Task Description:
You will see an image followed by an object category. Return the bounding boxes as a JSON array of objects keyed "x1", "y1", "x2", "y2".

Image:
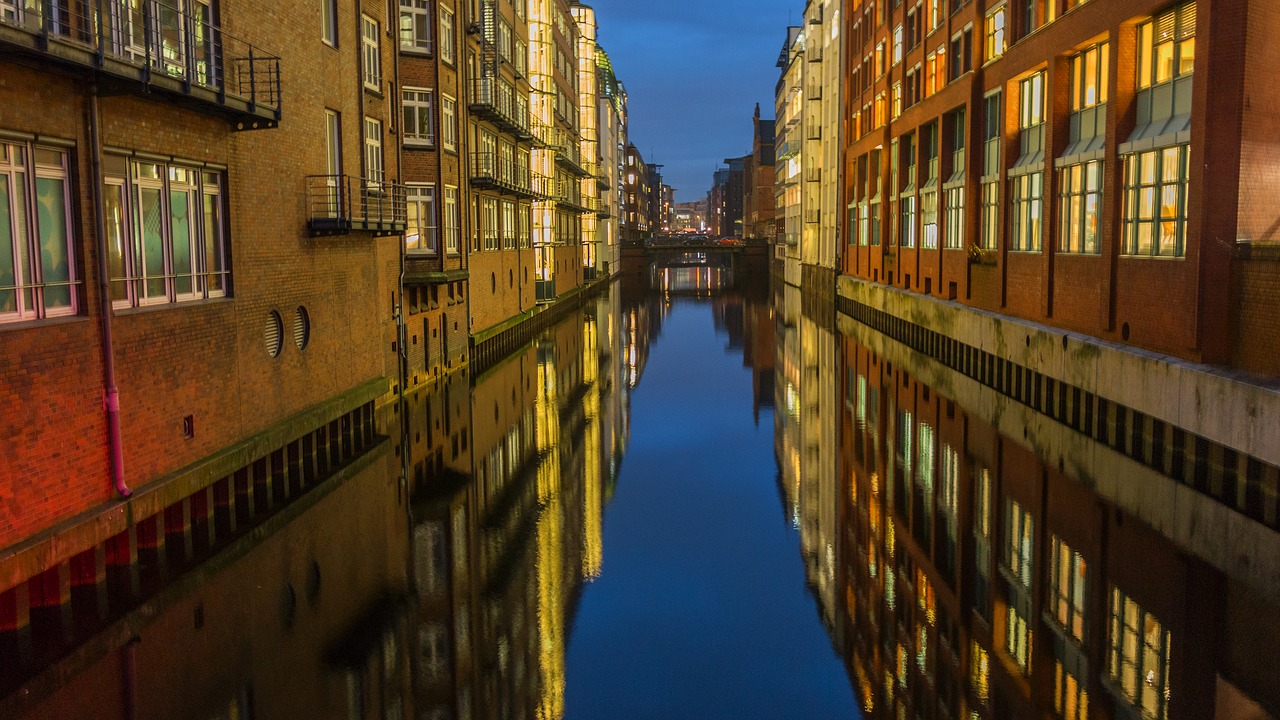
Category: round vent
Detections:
[
  {"x1": 293, "y1": 306, "x2": 311, "y2": 350},
  {"x1": 265, "y1": 311, "x2": 283, "y2": 358}
]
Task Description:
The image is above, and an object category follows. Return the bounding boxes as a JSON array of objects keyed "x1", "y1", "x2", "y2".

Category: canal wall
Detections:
[{"x1": 835, "y1": 275, "x2": 1280, "y2": 598}]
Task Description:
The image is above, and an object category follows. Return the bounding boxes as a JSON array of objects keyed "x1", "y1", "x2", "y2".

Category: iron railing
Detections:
[
  {"x1": 469, "y1": 77, "x2": 531, "y2": 139},
  {"x1": 0, "y1": 0, "x2": 281, "y2": 126},
  {"x1": 306, "y1": 175, "x2": 407, "y2": 237},
  {"x1": 469, "y1": 151, "x2": 535, "y2": 198}
]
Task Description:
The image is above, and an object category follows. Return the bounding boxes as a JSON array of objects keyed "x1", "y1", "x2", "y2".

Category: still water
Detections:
[{"x1": 4, "y1": 266, "x2": 1279, "y2": 719}]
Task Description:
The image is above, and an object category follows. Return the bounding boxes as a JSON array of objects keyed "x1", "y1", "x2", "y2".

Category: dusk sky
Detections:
[{"x1": 586, "y1": 0, "x2": 797, "y2": 203}]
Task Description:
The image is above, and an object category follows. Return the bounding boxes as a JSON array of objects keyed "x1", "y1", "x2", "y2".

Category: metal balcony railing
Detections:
[
  {"x1": 469, "y1": 77, "x2": 531, "y2": 140},
  {"x1": 0, "y1": 0, "x2": 281, "y2": 128},
  {"x1": 469, "y1": 152, "x2": 535, "y2": 198},
  {"x1": 306, "y1": 175, "x2": 407, "y2": 237},
  {"x1": 554, "y1": 182, "x2": 590, "y2": 212}
]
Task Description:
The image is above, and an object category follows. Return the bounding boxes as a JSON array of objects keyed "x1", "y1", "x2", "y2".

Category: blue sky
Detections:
[{"x1": 586, "y1": 0, "x2": 797, "y2": 202}]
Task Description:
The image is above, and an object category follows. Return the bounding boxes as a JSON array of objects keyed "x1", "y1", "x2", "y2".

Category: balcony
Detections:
[
  {"x1": 469, "y1": 77, "x2": 532, "y2": 141},
  {"x1": 0, "y1": 0, "x2": 281, "y2": 129},
  {"x1": 306, "y1": 175, "x2": 407, "y2": 237},
  {"x1": 537, "y1": 125, "x2": 590, "y2": 177},
  {"x1": 554, "y1": 182, "x2": 591, "y2": 213},
  {"x1": 469, "y1": 152, "x2": 537, "y2": 199}
]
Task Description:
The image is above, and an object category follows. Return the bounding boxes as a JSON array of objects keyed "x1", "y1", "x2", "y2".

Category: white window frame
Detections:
[
  {"x1": 441, "y1": 95, "x2": 457, "y2": 153},
  {"x1": 444, "y1": 185, "x2": 460, "y2": 254},
  {"x1": 101, "y1": 155, "x2": 228, "y2": 309},
  {"x1": 362, "y1": 15, "x2": 382, "y2": 91},
  {"x1": 402, "y1": 88, "x2": 436, "y2": 146},
  {"x1": 364, "y1": 116, "x2": 384, "y2": 186},
  {"x1": 0, "y1": 141, "x2": 79, "y2": 322},
  {"x1": 406, "y1": 184, "x2": 438, "y2": 254},
  {"x1": 439, "y1": 5, "x2": 455, "y2": 65},
  {"x1": 322, "y1": 0, "x2": 338, "y2": 46},
  {"x1": 399, "y1": 0, "x2": 431, "y2": 53}
]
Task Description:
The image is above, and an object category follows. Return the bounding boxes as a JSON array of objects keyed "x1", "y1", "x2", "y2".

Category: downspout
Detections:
[
  {"x1": 89, "y1": 86, "x2": 132, "y2": 498},
  {"x1": 392, "y1": 15, "x2": 410, "y2": 500}
]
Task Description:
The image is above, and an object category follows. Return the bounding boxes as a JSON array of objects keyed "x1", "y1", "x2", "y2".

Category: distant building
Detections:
[
  {"x1": 775, "y1": 25, "x2": 803, "y2": 279},
  {"x1": 721, "y1": 156, "x2": 747, "y2": 238},
  {"x1": 622, "y1": 144, "x2": 650, "y2": 240},
  {"x1": 744, "y1": 104, "x2": 777, "y2": 240}
]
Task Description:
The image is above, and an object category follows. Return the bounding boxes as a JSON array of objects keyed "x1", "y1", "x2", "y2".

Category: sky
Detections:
[{"x1": 585, "y1": 0, "x2": 798, "y2": 203}]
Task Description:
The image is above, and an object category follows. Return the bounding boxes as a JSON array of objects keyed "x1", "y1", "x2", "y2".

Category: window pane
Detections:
[
  {"x1": 170, "y1": 189, "x2": 193, "y2": 296},
  {"x1": 36, "y1": 176, "x2": 72, "y2": 309},
  {"x1": 0, "y1": 178, "x2": 15, "y2": 314},
  {"x1": 139, "y1": 187, "x2": 166, "y2": 299},
  {"x1": 203, "y1": 191, "x2": 224, "y2": 294}
]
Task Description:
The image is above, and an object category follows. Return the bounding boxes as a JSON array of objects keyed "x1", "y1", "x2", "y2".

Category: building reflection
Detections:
[{"x1": 771, "y1": 288, "x2": 1280, "y2": 720}]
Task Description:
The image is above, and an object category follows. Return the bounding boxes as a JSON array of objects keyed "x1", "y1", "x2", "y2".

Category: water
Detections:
[{"x1": 5, "y1": 270, "x2": 1279, "y2": 720}]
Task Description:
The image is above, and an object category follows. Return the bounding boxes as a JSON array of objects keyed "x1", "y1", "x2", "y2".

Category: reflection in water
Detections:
[
  {"x1": 8, "y1": 277, "x2": 1280, "y2": 720},
  {"x1": 772, "y1": 286, "x2": 1280, "y2": 720}
]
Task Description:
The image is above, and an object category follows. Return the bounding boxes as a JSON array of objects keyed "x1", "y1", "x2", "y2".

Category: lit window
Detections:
[
  {"x1": 1070, "y1": 42, "x2": 1110, "y2": 111},
  {"x1": 1010, "y1": 171, "x2": 1043, "y2": 251},
  {"x1": 985, "y1": 4, "x2": 1006, "y2": 61},
  {"x1": 1059, "y1": 160, "x2": 1102, "y2": 254},
  {"x1": 406, "y1": 185, "x2": 437, "y2": 253},
  {"x1": 1108, "y1": 587, "x2": 1172, "y2": 720},
  {"x1": 1122, "y1": 145, "x2": 1189, "y2": 257},
  {"x1": 102, "y1": 155, "x2": 228, "y2": 308},
  {"x1": 0, "y1": 141, "x2": 80, "y2": 321},
  {"x1": 1137, "y1": 2, "x2": 1196, "y2": 90}
]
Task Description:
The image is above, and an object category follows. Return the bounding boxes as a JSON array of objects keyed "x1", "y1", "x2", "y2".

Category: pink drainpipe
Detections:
[{"x1": 89, "y1": 88, "x2": 131, "y2": 498}]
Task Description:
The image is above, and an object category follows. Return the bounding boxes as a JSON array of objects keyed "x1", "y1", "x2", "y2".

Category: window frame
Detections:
[
  {"x1": 402, "y1": 87, "x2": 436, "y2": 147},
  {"x1": 0, "y1": 141, "x2": 80, "y2": 322},
  {"x1": 1121, "y1": 145, "x2": 1189, "y2": 258},
  {"x1": 361, "y1": 14, "x2": 382, "y2": 91},
  {"x1": 406, "y1": 183, "x2": 438, "y2": 254},
  {"x1": 399, "y1": 0, "x2": 431, "y2": 54},
  {"x1": 1059, "y1": 160, "x2": 1102, "y2": 254}
]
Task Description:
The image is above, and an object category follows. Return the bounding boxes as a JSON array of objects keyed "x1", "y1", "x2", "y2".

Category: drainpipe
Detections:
[
  {"x1": 89, "y1": 87, "x2": 132, "y2": 499},
  {"x1": 391, "y1": 22, "x2": 410, "y2": 498}
]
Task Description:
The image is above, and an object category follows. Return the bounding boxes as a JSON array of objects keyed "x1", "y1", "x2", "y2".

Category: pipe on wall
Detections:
[{"x1": 88, "y1": 87, "x2": 132, "y2": 499}]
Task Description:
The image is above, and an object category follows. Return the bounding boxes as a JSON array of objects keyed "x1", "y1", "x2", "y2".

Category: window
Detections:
[
  {"x1": 1059, "y1": 160, "x2": 1101, "y2": 253},
  {"x1": 891, "y1": 82, "x2": 902, "y2": 119},
  {"x1": 1056, "y1": 657, "x2": 1090, "y2": 720},
  {"x1": 1004, "y1": 498, "x2": 1033, "y2": 586},
  {"x1": 400, "y1": 0, "x2": 430, "y2": 52},
  {"x1": 1004, "y1": 498, "x2": 1034, "y2": 675},
  {"x1": 441, "y1": 96, "x2": 457, "y2": 152},
  {"x1": 322, "y1": 0, "x2": 338, "y2": 46},
  {"x1": 1137, "y1": 2, "x2": 1195, "y2": 90},
  {"x1": 439, "y1": 6, "x2": 455, "y2": 64},
  {"x1": 892, "y1": 24, "x2": 903, "y2": 64},
  {"x1": 443, "y1": 186, "x2": 459, "y2": 254},
  {"x1": 0, "y1": 141, "x2": 78, "y2": 321},
  {"x1": 1048, "y1": 535, "x2": 1087, "y2": 642},
  {"x1": 1019, "y1": 71, "x2": 1045, "y2": 130},
  {"x1": 102, "y1": 156, "x2": 228, "y2": 308},
  {"x1": 518, "y1": 203, "x2": 531, "y2": 248},
  {"x1": 1070, "y1": 42, "x2": 1109, "y2": 112},
  {"x1": 1122, "y1": 145, "x2": 1189, "y2": 257},
  {"x1": 402, "y1": 88, "x2": 435, "y2": 145},
  {"x1": 1107, "y1": 587, "x2": 1172, "y2": 720},
  {"x1": 501, "y1": 200, "x2": 515, "y2": 249},
  {"x1": 901, "y1": 194, "x2": 917, "y2": 248},
  {"x1": 921, "y1": 190, "x2": 938, "y2": 249},
  {"x1": 944, "y1": 187, "x2": 965, "y2": 249},
  {"x1": 362, "y1": 15, "x2": 382, "y2": 90},
  {"x1": 364, "y1": 117, "x2": 384, "y2": 185},
  {"x1": 325, "y1": 110, "x2": 342, "y2": 178},
  {"x1": 984, "y1": 4, "x2": 1006, "y2": 61},
  {"x1": 481, "y1": 197, "x2": 499, "y2": 251},
  {"x1": 980, "y1": 181, "x2": 999, "y2": 250},
  {"x1": 1010, "y1": 171, "x2": 1043, "y2": 251},
  {"x1": 406, "y1": 185, "x2": 437, "y2": 253}
]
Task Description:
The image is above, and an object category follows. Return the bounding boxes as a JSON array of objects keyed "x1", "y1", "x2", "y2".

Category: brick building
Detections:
[
  {"x1": 0, "y1": 0, "x2": 401, "y2": 637},
  {"x1": 621, "y1": 143, "x2": 650, "y2": 240},
  {"x1": 841, "y1": 0, "x2": 1280, "y2": 375},
  {"x1": 401, "y1": 0, "x2": 471, "y2": 386},
  {"x1": 462, "y1": 0, "x2": 537, "y2": 337},
  {"x1": 744, "y1": 104, "x2": 777, "y2": 240}
]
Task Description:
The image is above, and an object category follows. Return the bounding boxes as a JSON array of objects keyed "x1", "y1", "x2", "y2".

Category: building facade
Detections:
[{"x1": 841, "y1": 0, "x2": 1280, "y2": 374}]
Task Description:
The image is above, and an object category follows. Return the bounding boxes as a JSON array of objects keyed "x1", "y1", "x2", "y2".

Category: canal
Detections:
[{"x1": 3, "y1": 267, "x2": 1279, "y2": 719}]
